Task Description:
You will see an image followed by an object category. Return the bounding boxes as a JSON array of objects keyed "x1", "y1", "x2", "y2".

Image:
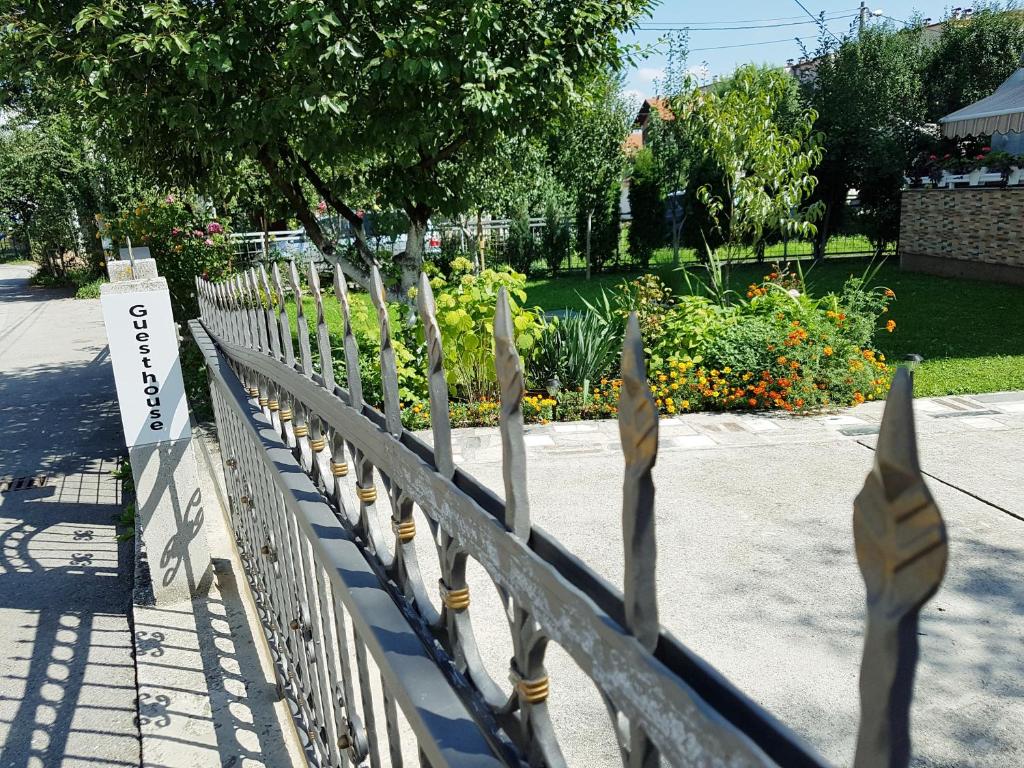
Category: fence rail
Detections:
[{"x1": 193, "y1": 261, "x2": 947, "y2": 767}]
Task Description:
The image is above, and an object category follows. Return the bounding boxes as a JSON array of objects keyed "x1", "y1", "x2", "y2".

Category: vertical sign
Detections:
[{"x1": 101, "y1": 289, "x2": 191, "y2": 446}]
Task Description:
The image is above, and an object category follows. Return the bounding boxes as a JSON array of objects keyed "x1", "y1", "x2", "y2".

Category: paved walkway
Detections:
[
  {"x1": 435, "y1": 391, "x2": 1024, "y2": 767},
  {"x1": 0, "y1": 264, "x2": 140, "y2": 767}
]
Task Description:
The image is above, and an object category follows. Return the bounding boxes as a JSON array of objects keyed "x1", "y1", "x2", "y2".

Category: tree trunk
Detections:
[
  {"x1": 585, "y1": 209, "x2": 593, "y2": 281},
  {"x1": 814, "y1": 201, "x2": 833, "y2": 263},
  {"x1": 476, "y1": 210, "x2": 485, "y2": 271},
  {"x1": 398, "y1": 215, "x2": 428, "y2": 299},
  {"x1": 670, "y1": 207, "x2": 680, "y2": 266}
]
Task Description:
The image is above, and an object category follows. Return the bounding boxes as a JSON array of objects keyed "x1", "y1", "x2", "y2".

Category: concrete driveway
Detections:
[{"x1": 425, "y1": 394, "x2": 1024, "y2": 767}]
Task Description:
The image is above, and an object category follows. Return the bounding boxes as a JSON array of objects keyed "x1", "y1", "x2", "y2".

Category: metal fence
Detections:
[{"x1": 192, "y1": 261, "x2": 947, "y2": 767}]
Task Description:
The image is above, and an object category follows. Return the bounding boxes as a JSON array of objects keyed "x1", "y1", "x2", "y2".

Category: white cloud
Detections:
[
  {"x1": 622, "y1": 90, "x2": 646, "y2": 112},
  {"x1": 636, "y1": 67, "x2": 665, "y2": 84}
]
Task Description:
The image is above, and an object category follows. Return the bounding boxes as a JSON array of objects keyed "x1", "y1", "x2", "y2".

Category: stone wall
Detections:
[{"x1": 900, "y1": 188, "x2": 1024, "y2": 285}]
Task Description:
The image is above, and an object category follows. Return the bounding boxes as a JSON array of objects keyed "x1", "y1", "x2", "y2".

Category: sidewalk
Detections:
[{"x1": 0, "y1": 264, "x2": 140, "y2": 767}]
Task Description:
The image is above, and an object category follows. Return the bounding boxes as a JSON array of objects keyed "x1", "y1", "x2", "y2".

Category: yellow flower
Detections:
[{"x1": 886, "y1": 320, "x2": 896, "y2": 333}]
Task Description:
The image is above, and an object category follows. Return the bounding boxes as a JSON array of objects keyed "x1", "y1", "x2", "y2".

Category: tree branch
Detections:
[{"x1": 256, "y1": 145, "x2": 371, "y2": 290}]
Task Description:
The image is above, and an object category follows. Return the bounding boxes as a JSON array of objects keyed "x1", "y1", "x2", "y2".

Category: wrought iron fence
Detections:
[{"x1": 192, "y1": 261, "x2": 947, "y2": 767}]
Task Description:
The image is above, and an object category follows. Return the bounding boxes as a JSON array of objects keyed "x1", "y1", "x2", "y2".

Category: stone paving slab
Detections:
[{"x1": 430, "y1": 388, "x2": 1024, "y2": 767}]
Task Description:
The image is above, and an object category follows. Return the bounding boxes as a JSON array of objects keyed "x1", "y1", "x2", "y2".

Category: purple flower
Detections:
[
  {"x1": 204, "y1": 237, "x2": 214, "y2": 247},
  {"x1": 206, "y1": 221, "x2": 224, "y2": 235}
]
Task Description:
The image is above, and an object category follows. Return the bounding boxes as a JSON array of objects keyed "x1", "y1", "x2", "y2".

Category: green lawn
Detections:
[
  {"x1": 525, "y1": 259, "x2": 1024, "y2": 398},
  {"x1": 292, "y1": 257, "x2": 1024, "y2": 398}
]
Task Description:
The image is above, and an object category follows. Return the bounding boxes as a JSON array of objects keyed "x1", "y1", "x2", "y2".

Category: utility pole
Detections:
[{"x1": 859, "y1": 1, "x2": 868, "y2": 34}]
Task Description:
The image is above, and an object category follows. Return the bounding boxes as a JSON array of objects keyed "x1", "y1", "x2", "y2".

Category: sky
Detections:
[{"x1": 621, "y1": 0, "x2": 961, "y2": 106}]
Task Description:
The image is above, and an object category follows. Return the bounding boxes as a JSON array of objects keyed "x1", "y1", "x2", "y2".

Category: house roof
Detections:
[
  {"x1": 633, "y1": 98, "x2": 674, "y2": 128},
  {"x1": 940, "y1": 64, "x2": 1024, "y2": 137},
  {"x1": 622, "y1": 132, "x2": 644, "y2": 155}
]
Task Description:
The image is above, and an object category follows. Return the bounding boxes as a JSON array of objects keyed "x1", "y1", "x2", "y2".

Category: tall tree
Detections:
[
  {"x1": 679, "y1": 65, "x2": 824, "y2": 262},
  {"x1": 806, "y1": 24, "x2": 927, "y2": 254},
  {"x1": 923, "y1": 3, "x2": 1024, "y2": 122},
  {"x1": 550, "y1": 73, "x2": 630, "y2": 279},
  {"x1": 2, "y1": 0, "x2": 651, "y2": 295}
]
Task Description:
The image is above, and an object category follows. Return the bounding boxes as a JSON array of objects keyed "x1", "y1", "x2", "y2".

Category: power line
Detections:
[
  {"x1": 636, "y1": 8, "x2": 859, "y2": 26},
  {"x1": 688, "y1": 37, "x2": 807, "y2": 52},
  {"x1": 638, "y1": 14, "x2": 857, "y2": 32},
  {"x1": 789, "y1": 0, "x2": 844, "y2": 42}
]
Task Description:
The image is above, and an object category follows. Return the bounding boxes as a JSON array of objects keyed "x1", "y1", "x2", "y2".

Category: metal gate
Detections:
[{"x1": 192, "y1": 261, "x2": 947, "y2": 767}]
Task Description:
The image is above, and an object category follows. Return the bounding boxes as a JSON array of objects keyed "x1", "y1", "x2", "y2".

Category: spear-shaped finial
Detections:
[
  {"x1": 853, "y1": 367, "x2": 947, "y2": 768},
  {"x1": 494, "y1": 287, "x2": 529, "y2": 540},
  {"x1": 417, "y1": 272, "x2": 454, "y2": 480}
]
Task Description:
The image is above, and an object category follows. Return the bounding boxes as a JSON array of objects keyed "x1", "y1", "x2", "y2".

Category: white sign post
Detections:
[{"x1": 101, "y1": 267, "x2": 211, "y2": 604}]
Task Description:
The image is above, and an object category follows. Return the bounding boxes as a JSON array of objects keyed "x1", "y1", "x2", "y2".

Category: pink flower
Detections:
[
  {"x1": 192, "y1": 230, "x2": 204, "y2": 238},
  {"x1": 316, "y1": 200, "x2": 327, "y2": 214},
  {"x1": 929, "y1": 154, "x2": 937, "y2": 161},
  {"x1": 171, "y1": 226, "x2": 182, "y2": 236},
  {"x1": 975, "y1": 154, "x2": 985, "y2": 160},
  {"x1": 204, "y1": 237, "x2": 214, "y2": 247},
  {"x1": 982, "y1": 146, "x2": 991, "y2": 152},
  {"x1": 165, "y1": 194, "x2": 176, "y2": 204},
  {"x1": 206, "y1": 221, "x2": 223, "y2": 234}
]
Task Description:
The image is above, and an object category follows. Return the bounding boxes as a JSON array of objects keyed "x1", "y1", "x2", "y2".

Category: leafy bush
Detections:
[
  {"x1": 504, "y1": 206, "x2": 537, "y2": 277},
  {"x1": 102, "y1": 192, "x2": 234, "y2": 322},
  {"x1": 627, "y1": 147, "x2": 664, "y2": 267},
  {"x1": 423, "y1": 258, "x2": 542, "y2": 399},
  {"x1": 539, "y1": 197, "x2": 571, "y2": 275}
]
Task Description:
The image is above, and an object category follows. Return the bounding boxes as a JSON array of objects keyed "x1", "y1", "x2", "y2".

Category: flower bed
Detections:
[{"x1": 340, "y1": 260, "x2": 897, "y2": 429}]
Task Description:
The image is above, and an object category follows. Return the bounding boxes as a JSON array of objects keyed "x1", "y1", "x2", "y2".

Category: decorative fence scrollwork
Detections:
[{"x1": 191, "y1": 261, "x2": 947, "y2": 768}]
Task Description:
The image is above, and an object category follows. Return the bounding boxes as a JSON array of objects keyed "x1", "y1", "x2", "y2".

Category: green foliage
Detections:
[
  {"x1": 678, "y1": 65, "x2": 824, "y2": 258},
  {"x1": 3, "y1": 0, "x2": 652, "y2": 291},
  {"x1": 539, "y1": 197, "x2": 571, "y2": 275},
  {"x1": 550, "y1": 73, "x2": 630, "y2": 274},
  {"x1": 627, "y1": 147, "x2": 664, "y2": 267},
  {"x1": 808, "y1": 23, "x2": 927, "y2": 251},
  {"x1": 922, "y1": 3, "x2": 1024, "y2": 122},
  {"x1": 102, "y1": 192, "x2": 234, "y2": 321},
  {"x1": 504, "y1": 207, "x2": 538, "y2": 277},
  {"x1": 425, "y1": 258, "x2": 543, "y2": 399},
  {"x1": 531, "y1": 313, "x2": 620, "y2": 391},
  {"x1": 113, "y1": 459, "x2": 136, "y2": 541}
]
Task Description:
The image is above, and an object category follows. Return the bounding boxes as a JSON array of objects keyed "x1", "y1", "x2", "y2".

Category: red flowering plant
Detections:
[{"x1": 103, "y1": 192, "x2": 234, "y2": 321}]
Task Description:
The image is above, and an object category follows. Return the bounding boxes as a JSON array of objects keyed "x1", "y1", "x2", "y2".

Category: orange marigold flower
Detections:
[
  {"x1": 886, "y1": 319, "x2": 896, "y2": 333},
  {"x1": 823, "y1": 346, "x2": 833, "y2": 356},
  {"x1": 748, "y1": 398, "x2": 758, "y2": 407},
  {"x1": 884, "y1": 288, "x2": 896, "y2": 298}
]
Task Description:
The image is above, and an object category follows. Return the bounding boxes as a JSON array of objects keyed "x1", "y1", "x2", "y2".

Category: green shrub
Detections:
[
  {"x1": 504, "y1": 206, "x2": 537, "y2": 277},
  {"x1": 539, "y1": 198, "x2": 571, "y2": 275},
  {"x1": 102, "y1": 192, "x2": 234, "y2": 322},
  {"x1": 423, "y1": 258, "x2": 542, "y2": 399},
  {"x1": 532, "y1": 312, "x2": 619, "y2": 392},
  {"x1": 627, "y1": 147, "x2": 665, "y2": 267}
]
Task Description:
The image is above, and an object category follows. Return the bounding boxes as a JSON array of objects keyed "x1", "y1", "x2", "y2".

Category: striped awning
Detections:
[{"x1": 940, "y1": 67, "x2": 1024, "y2": 138}]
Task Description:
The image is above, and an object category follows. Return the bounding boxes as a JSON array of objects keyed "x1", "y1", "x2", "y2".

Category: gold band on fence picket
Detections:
[
  {"x1": 310, "y1": 438, "x2": 326, "y2": 452},
  {"x1": 392, "y1": 519, "x2": 416, "y2": 542},
  {"x1": 258, "y1": 396, "x2": 269, "y2": 407},
  {"x1": 356, "y1": 486, "x2": 377, "y2": 503},
  {"x1": 247, "y1": 387, "x2": 259, "y2": 398},
  {"x1": 280, "y1": 408, "x2": 293, "y2": 422},
  {"x1": 438, "y1": 581, "x2": 470, "y2": 611},
  {"x1": 293, "y1": 425, "x2": 309, "y2": 438},
  {"x1": 331, "y1": 461, "x2": 349, "y2": 477},
  {"x1": 268, "y1": 399, "x2": 279, "y2": 412},
  {"x1": 514, "y1": 674, "x2": 550, "y2": 704}
]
